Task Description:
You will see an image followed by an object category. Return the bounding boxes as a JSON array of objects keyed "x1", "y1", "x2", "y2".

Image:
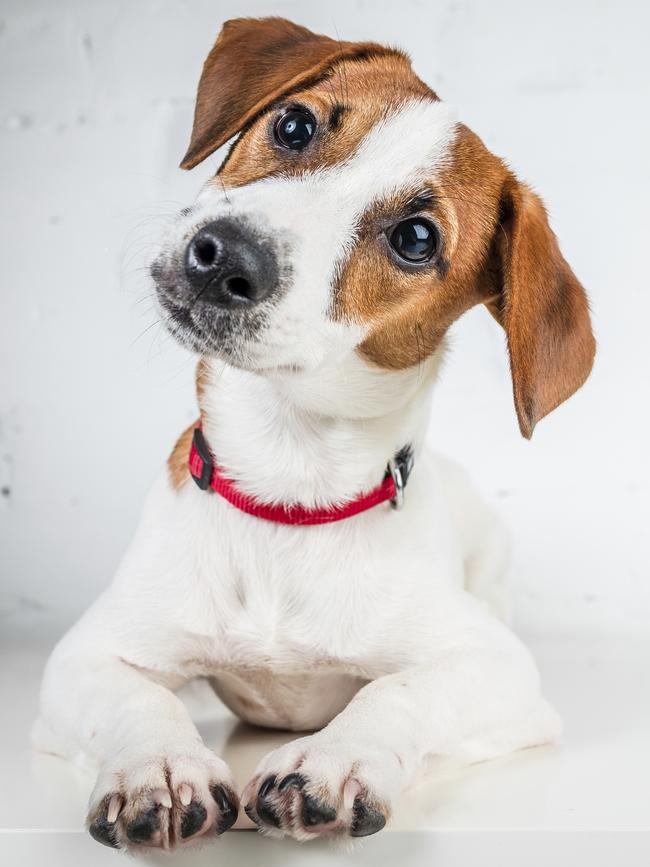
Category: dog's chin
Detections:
[
  {"x1": 158, "y1": 299, "x2": 306, "y2": 377},
  {"x1": 157, "y1": 298, "x2": 242, "y2": 362}
]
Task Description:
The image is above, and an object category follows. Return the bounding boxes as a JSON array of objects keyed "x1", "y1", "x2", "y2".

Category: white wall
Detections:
[{"x1": 1, "y1": 0, "x2": 648, "y2": 635}]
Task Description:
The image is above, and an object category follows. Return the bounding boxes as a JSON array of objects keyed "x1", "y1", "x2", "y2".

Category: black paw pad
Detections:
[
  {"x1": 88, "y1": 815, "x2": 119, "y2": 849},
  {"x1": 211, "y1": 784, "x2": 239, "y2": 834},
  {"x1": 351, "y1": 798, "x2": 386, "y2": 837},
  {"x1": 180, "y1": 801, "x2": 207, "y2": 839},
  {"x1": 301, "y1": 792, "x2": 337, "y2": 827},
  {"x1": 125, "y1": 807, "x2": 160, "y2": 844}
]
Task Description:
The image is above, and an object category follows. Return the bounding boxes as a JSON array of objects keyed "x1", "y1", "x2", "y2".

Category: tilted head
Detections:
[{"x1": 152, "y1": 16, "x2": 595, "y2": 437}]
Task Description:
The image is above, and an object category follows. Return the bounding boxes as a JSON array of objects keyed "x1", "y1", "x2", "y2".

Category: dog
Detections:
[{"x1": 33, "y1": 16, "x2": 595, "y2": 851}]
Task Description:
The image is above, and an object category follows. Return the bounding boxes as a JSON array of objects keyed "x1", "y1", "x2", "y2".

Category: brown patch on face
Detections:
[
  {"x1": 335, "y1": 124, "x2": 507, "y2": 369},
  {"x1": 167, "y1": 423, "x2": 193, "y2": 490},
  {"x1": 217, "y1": 52, "x2": 433, "y2": 189}
]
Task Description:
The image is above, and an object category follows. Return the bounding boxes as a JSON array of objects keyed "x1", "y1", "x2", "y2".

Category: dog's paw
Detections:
[
  {"x1": 87, "y1": 746, "x2": 238, "y2": 851},
  {"x1": 241, "y1": 735, "x2": 402, "y2": 841}
]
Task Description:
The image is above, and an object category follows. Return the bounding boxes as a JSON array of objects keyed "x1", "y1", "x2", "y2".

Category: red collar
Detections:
[{"x1": 188, "y1": 426, "x2": 413, "y2": 526}]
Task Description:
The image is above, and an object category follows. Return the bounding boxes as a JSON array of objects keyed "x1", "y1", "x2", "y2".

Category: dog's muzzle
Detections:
[{"x1": 151, "y1": 215, "x2": 285, "y2": 359}]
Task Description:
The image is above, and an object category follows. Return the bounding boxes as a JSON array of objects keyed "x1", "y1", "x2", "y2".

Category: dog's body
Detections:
[{"x1": 34, "y1": 18, "x2": 594, "y2": 850}]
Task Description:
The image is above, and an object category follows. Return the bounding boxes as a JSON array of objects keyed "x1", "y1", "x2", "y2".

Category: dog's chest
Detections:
[
  {"x1": 186, "y1": 522, "x2": 412, "y2": 729},
  {"x1": 208, "y1": 666, "x2": 367, "y2": 730},
  {"x1": 199, "y1": 578, "x2": 381, "y2": 731}
]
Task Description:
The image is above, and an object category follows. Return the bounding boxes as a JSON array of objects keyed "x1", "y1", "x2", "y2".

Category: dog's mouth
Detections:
[{"x1": 153, "y1": 266, "x2": 270, "y2": 363}]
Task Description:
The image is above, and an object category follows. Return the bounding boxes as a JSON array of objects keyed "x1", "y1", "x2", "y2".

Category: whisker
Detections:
[
  {"x1": 217, "y1": 175, "x2": 232, "y2": 206},
  {"x1": 130, "y1": 317, "x2": 164, "y2": 348}
]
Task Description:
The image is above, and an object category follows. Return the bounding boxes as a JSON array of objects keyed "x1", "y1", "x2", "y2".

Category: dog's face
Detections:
[{"x1": 152, "y1": 17, "x2": 595, "y2": 437}]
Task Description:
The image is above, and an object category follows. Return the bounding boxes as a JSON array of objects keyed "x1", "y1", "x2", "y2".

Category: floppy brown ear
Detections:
[
  {"x1": 487, "y1": 174, "x2": 595, "y2": 438},
  {"x1": 180, "y1": 16, "x2": 395, "y2": 170}
]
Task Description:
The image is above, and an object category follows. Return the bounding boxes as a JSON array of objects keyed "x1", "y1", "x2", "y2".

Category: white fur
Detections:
[{"x1": 33, "y1": 97, "x2": 560, "y2": 850}]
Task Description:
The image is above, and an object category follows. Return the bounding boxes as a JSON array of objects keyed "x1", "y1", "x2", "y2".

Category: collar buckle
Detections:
[
  {"x1": 388, "y1": 445, "x2": 414, "y2": 511},
  {"x1": 189, "y1": 427, "x2": 214, "y2": 490}
]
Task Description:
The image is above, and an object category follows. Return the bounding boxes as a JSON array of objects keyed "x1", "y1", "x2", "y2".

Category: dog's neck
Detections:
[{"x1": 197, "y1": 348, "x2": 444, "y2": 508}]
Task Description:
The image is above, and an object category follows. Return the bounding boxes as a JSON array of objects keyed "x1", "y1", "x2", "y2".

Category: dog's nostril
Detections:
[
  {"x1": 194, "y1": 237, "x2": 218, "y2": 267},
  {"x1": 224, "y1": 275, "x2": 253, "y2": 299}
]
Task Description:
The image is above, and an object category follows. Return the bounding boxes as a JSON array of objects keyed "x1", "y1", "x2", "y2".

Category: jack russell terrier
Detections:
[{"x1": 33, "y1": 16, "x2": 595, "y2": 851}]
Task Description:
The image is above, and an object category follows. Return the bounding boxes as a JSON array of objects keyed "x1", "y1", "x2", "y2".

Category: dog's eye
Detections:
[
  {"x1": 389, "y1": 219, "x2": 438, "y2": 263},
  {"x1": 274, "y1": 109, "x2": 316, "y2": 150}
]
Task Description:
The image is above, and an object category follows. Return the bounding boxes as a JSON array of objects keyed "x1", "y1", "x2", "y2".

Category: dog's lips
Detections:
[
  {"x1": 156, "y1": 290, "x2": 195, "y2": 329},
  {"x1": 154, "y1": 277, "x2": 270, "y2": 368},
  {"x1": 155, "y1": 286, "x2": 217, "y2": 348}
]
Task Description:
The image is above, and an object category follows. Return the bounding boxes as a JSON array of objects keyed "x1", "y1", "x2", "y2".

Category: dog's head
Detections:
[{"x1": 152, "y1": 17, "x2": 595, "y2": 437}]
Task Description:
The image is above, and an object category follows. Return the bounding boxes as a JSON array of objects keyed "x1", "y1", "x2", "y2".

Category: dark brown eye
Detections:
[
  {"x1": 274, "y1": 109, "x2": 316, "y2": 150},
  {"x1": 389, "y1": 218, "x2": 438, "y2": 263}
]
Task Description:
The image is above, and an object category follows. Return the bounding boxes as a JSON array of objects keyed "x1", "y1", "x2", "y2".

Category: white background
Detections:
[{"x1": 0, "y1": 0, "x2": 648, "y2": 637}]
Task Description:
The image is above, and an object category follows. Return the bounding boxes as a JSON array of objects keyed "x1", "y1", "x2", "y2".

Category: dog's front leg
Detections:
[
  {"x1": 33, "y1": 616, "x2": 239, "y2": 851},
  {"x1": 242, "y1": 598, "x2": 560, "y2": 841}
]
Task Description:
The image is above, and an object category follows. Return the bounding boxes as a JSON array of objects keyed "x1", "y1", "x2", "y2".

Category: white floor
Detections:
[{"x1": 1, "y1": 618, "x2": 648, "y2": 866}]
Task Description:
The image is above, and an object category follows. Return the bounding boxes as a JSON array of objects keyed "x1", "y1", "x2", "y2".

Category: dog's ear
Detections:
[
  {"x1": 181, "y1": 17, "x2": 392, "y2": 170},
  {"x1": 486, "y1": 173, "x2": 595, "y2": 438}
]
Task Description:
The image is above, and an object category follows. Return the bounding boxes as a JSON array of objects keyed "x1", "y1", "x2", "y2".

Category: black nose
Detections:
[{"x1": 184, "y1": 219, "x2": 277, "y2": 306}]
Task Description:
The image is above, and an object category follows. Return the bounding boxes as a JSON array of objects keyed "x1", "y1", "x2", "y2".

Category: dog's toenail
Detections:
[
  {"x1": 178, "y1": 783, "x2": 193, "y2": 807},
  {"x1": 126, "y1": 807, "x2": 160, "y2": 844},
  {"x1": 153, "y1": 788, "x2": 172, "y2": 809},
  {"x1": 88, "y1": 816, "x2": 120, "y2": 848},
  {"x1": 254, "y1": 775, "x2": 282, "y2": 828},
  {"x1": 301, "y1": 793, "x2": 337, "y2": 826},
  {"x1": 350, "y1": 798, "x2": 386, "y2": 837},
  {"x1": 243, "y1": 802, "x2": 262, "y2": 828},
  {"x1": 256, "y1": 776, "x2": 281, "y2": 828},
  {"x1": 106, "y1": 794, "x2": 122, "y2": 823},
  {"x1": 258, "y1": 775, "x2": 277, "y2": 799},
  {"x1": 211, "y1": 784, "x2": 238, "y2": 834},
  {"x1": 180, "y1": 801, "x2": 207, "y2": 838},
  {"x1": 278, "y1": 772, "x2": 307, "y2": 792}
]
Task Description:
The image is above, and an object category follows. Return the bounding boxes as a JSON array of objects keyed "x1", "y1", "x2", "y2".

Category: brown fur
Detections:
[
  {"x1": 335, "y1": 126, "x2": 505, "y2": 368},
  {"x1": 216, "y1": 52, "x2": 432, "y2": 189},
  {"x1": 490, "y1": 176, "x2": 596, "y2": 437},
  {"x1": 195, "y1": 356, "x2": 210, "y2": 404},
  {"x1": 167, "y1": 424, "x2": 193, "y2": 490},
  {"x1": 167, "y1": 361, "x2": 214, "y2": 490}
]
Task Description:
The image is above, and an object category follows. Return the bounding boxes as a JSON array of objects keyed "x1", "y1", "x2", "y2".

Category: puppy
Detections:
[{"x1": 33, "y1": 17, "x2": 595, "y2": 851}]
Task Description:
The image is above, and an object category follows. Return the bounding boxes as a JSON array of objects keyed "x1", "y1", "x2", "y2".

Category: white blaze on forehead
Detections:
[
  {"x1": 196, "y1": 98, "x2": 458, "y2": 222},
  {"x1": 330, "y1": 97, "x2": 458, "y2": 216}
]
